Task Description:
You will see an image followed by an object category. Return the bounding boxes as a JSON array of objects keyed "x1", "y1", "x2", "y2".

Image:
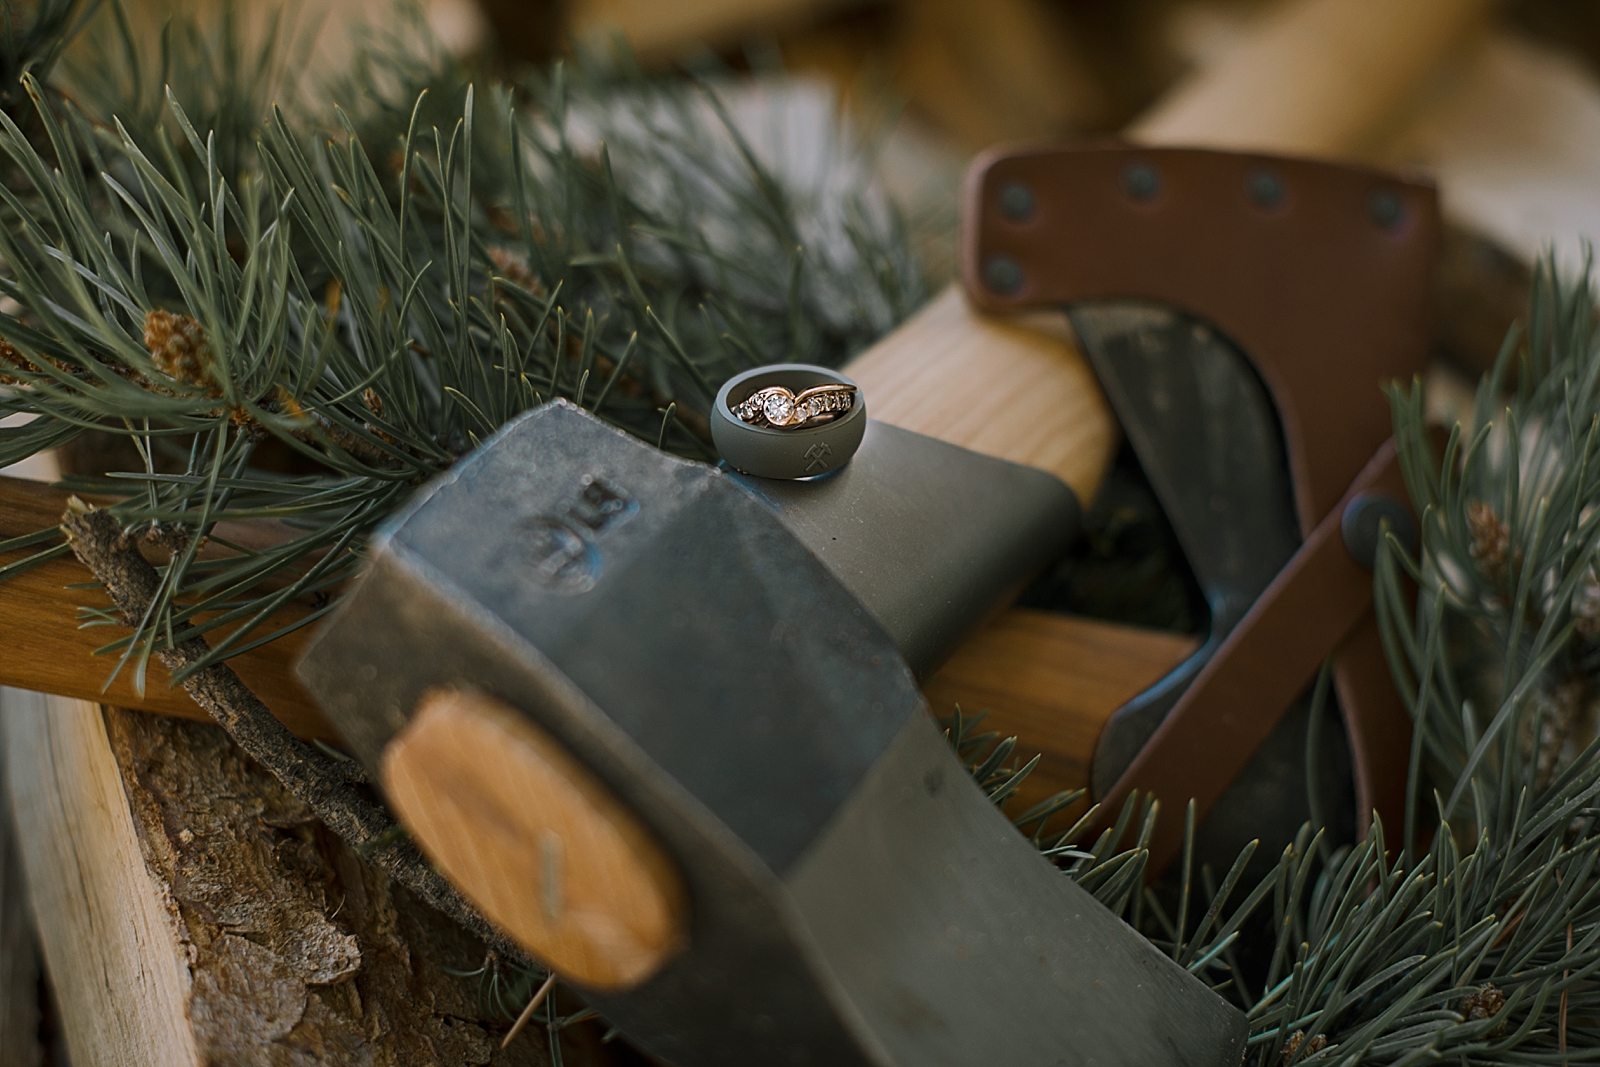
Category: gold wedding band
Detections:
[{"x1": 732, "y1": 384, "x2": 857, "y2": 430}]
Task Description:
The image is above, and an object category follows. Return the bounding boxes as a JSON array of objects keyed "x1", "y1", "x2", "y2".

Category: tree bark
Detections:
[{"x1": 2, "y1": 690, "x2": 609, "y2": 1067}]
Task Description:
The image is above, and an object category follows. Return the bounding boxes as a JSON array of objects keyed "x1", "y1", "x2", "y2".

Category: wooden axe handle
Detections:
[{"x1": 844, "y1": 287, "x2": 1117, "y2": 505}]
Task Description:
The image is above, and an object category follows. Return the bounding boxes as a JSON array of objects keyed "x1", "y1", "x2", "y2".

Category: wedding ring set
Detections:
[
  {"x1": 732, "y1": 383, "x2": 857, "y2": 430},
  {"x1": 711, "y1": 364, "x2": 866, "y2": 480}
]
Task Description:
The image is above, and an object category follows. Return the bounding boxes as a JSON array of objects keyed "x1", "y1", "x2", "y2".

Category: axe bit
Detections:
[{"x1": 298, "y1": 400, "x2": 1248, "y2": 1066}]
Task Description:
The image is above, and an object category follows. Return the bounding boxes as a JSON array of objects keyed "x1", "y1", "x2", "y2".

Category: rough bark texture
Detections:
[
  {"x1": 0, "y1": 723, "x2": 42, "y2": 1067},
  {"x1": 59, "y1": 503, "x2": 529, "y2": 967},
  {"x1": 103, "y1": 706, "x2": 605, "y2": 1066}
]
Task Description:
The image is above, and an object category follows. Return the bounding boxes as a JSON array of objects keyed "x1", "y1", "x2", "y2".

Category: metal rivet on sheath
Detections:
[
  {"x1": 1121, "y1": 161, "x2": 1160, "y2": 202},
  {"x1": 1341, "y1": 492, "x2": 1417, "y2": 570},
  {"x1": 1246, "y1": 169, "x2": 1283, "y2": 209},
  {"x1": 983, "y1": 256, "x2": 1025, "y2": 296},
  {"x1": 998, "y1": 182, "x2": 1035, "y2": 222},
  {"x1": 1368, "y1": 189, "x2": 1405, "y2": 231}
]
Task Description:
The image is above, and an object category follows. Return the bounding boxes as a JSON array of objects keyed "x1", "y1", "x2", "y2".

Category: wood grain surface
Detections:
[
  {"x1": 383, "y1": 687, "x2": 690, "y2": 991},
  {"x1": 1130, "y1": 0, "x2": 1494, "y2": 157},
  {"x1": 844, "y1": 285, "x2": 1118, "y2": 507},
  {"x1": 2, "y1": 691, "x2": 203, "y2": 1067},
  {"x1": 0, "y1": 475, "x2": 332, "y2": 737},
  {"x1": 923, "y1": 610, "x2": 1199, "y2": 816}
]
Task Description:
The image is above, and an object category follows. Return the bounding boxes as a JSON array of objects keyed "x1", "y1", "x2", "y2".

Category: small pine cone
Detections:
[
  {"x1": 488, "y1": 247, "x2": 545, "y2": 298},
  {"x1": 1461, "y1": 983, "x2": 1507, "y2": 1036},
  {"x1": 144, "y1": 309, "x2": 220, "y2": 395},
  {"x1": 1468, "y1": 502, "x2": 1511, "y2": 586},
  {"x1": 271, "y1": 387, "x2": 308, "y2": 424},
  {"x1": 0, "y1": 339, "x2": 38, "y2": 384},
  {"x1": 360, "y1": 388, "x2": 401, "y2": 446},
  {"x1": 1280, "y1": 1030, "x2": 1326, "y2": 1064}
]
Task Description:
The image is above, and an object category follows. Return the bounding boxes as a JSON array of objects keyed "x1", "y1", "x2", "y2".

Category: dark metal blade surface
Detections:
[
  {"x1": 1068, "y1": 302, "x2": 1300, "y2": 797},
  {"x1": 728, "y1": 420, "x2": 1081, "y2": 680}
]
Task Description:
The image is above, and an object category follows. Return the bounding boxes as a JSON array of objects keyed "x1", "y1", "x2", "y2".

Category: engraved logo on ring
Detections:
[
  {"x1": 522, "y1": 475, "x2": 636, "y2": 594},
  {"x1": 803, "y1": 442, "x2": 833, "y2": 473}
]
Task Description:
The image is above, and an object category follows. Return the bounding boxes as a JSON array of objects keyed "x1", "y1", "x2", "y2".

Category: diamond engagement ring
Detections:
[
  {"x1": 712, "y1": 364, "x2": 866, "y2": 479},
  {"x1": 732, "y1": 384, "x2": 857, "y2": 429}
]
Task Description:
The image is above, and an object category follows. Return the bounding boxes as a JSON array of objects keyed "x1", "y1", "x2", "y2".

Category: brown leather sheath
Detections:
[{"x1": 962, "y1": 144, "x2": 1437, "y2": 872}]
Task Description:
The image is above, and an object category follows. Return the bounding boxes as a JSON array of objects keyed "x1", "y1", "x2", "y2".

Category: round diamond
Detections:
[{"x1": 763, "y1": 391, "x2": 794, "y2": 424}]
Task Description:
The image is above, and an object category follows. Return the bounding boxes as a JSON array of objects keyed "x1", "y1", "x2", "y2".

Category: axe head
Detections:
[{"x1": 298, "y1": 400, "x2": 1246, "y2": 1066}]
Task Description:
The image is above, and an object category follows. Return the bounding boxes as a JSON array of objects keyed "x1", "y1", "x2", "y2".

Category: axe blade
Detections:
[
  {"x1": 1071, "y1": 302, "x2": 1301, "y2": 797},
  {"x1": 298, "y1": 400, "x2": 1247, "y2": 1066}
]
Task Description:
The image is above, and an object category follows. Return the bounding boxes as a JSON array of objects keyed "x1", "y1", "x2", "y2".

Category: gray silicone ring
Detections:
[{"x1": 711, "y1": 364, "x2": 866, "y2": 480}]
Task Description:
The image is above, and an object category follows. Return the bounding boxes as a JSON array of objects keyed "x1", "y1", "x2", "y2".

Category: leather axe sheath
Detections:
[{"x1": 963, "y1": 143, "x2": 1437, "y2": 875}]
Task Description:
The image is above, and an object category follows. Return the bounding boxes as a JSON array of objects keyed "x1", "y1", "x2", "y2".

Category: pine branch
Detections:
[{"x1": 59, "y1": 495, "x2": 535, "y2": 970}]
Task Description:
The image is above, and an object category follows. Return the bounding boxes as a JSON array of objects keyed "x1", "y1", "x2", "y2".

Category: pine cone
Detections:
[
  {"x1": 1461, "y1": 983, "x2": 1508, "y2": 1036},
  {"x1": 144, "y1": 309, "x2": 220, "y2": 396},
  {"x1": 1280, "y1": 1030, "x2": 1326, "y2": 1063},
  {"x1": 1468, "y1": 502, "x2": 1512, "y2": 586}
]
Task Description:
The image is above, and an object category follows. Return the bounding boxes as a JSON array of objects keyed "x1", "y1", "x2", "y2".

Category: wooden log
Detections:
[
  {"x1": 0, "y1": 689, "x2": 611, "y2": 1067},
  {"x1": 1128, "y1": 0, "x2": 1495, "y2": 157}
]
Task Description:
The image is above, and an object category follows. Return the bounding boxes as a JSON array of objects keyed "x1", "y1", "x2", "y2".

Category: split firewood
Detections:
[{"x1": 0, "y1": 691, "x2": 613, "y2": 1067}]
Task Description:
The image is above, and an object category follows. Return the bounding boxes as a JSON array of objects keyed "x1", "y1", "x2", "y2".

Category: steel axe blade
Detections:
[{"x1": 1069, "y1": 302, "x2": 1300, "y2": 797}]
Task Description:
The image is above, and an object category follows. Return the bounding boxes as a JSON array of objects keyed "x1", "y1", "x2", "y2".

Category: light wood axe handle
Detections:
[{"x1": 1128, "y1": 0, "x2": 1494, "y2": 156}]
